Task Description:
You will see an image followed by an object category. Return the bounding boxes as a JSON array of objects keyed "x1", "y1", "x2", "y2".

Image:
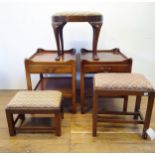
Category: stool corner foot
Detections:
[{"x1": 92, "y1": 132, "x2": 97, "y2": 137}]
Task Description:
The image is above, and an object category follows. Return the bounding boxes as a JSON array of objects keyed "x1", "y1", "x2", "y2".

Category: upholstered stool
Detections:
[
  {"x1": 93, "y1": 73, "x2": 155, "y2": 139},
  {"x1": 52, "y1": 11, "x2": 103, "y2": 60},
  {"x1": 5, "y1": 90, "x2": 63, "y2": 136}
]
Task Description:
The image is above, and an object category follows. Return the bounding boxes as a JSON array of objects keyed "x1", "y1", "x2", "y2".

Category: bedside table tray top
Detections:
[
  {"x1": 80, "y1": 48, "x2": 132, "y2": 73},
  {"x1": 80, "y1": 48, "x2": 131, "y2": 62},
  {"x1": 25, "y1": 49, "x2": 76, "y2": 74},
  {"x1": 28, "y1": 48, "x2": 76, "y2": 63}
]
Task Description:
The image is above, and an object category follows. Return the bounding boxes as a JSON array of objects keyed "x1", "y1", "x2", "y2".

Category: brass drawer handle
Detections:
[
  {"x1": 100, "y1": 66, "x2": 112, "y2": 72},
  {"x1": 44, "y1": 68, "x2": 56, "y2": 72},
  {"x1": 107, "y1": 66, "x2": 112, "y2": 71},
  {"x1": 100, "y1": 66, "x2": 105, "y2": 70},
  {"x1": 100, "y1": 66, "x2": 112, "y2": 71}
]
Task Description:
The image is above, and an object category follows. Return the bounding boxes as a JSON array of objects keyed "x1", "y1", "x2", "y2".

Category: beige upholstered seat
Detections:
[
  {"x1": 53, "y1": 12, "x2": 102, "y2": 16},
  {"x1": 7, "y1": 90, "x2": 62, "y2": 109},
  {"x1": 94, "y1": 73, "x2": 154, "y2": 91}
]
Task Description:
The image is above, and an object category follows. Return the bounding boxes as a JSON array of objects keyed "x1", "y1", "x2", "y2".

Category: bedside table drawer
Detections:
[
  {"x1": 29, "y1": 64, "x2": 72, "y2": 73},
  {"x1": 83, "y1": 64, "x2": 131, "y2": 73}
]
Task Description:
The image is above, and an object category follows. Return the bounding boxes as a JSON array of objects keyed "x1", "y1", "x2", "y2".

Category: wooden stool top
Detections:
[
  {"x1": 6, "y1": 91, "x2": 62, "y2": 109},
  {"x1": 94, "y1": 73, "x2": 154, "y2": 92},
  {"x1": 52, "y1": 11, "x2": 103, "y2": 23}
]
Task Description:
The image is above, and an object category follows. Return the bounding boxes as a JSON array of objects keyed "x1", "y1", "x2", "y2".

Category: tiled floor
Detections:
[{"x1": 0, "y1": 90, "x2": 155, "y2": 153}]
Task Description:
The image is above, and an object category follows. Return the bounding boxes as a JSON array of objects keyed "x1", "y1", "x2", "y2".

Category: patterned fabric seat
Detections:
[
  {"x1": 94, "y1": 73, "x2": 154, "y2": 91},
  {"x1": 53, "y1": 11, "x2": 102, "y2": 16},
  {"x1": 7, "y1": 90, "x2": 62, "y2": 109}
]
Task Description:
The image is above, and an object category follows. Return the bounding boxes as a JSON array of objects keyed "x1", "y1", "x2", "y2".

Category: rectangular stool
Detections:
[
  {"x1": 93, "y1": 73, "x2": 155, "y2": 139},
  {"x1": 5, "y1": 90, "x2": 63, "y2": 136}
]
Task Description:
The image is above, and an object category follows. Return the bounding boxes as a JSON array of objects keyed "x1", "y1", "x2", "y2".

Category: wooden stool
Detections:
[
  {"x1": 93, "y1": 73, "x2": 155, "y2": 139},
  {"x1": 52, "y1": 12, "x2": 103, "y2": 60},
  {"x1": 5, "y1": 90, "x2": 63, "y2": 136}
]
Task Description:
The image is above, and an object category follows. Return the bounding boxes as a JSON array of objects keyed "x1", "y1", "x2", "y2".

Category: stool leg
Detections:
[
  {"x1": 89, "y1": 22, "x2": 102, "y2": 60},
  {"x1": 133, "y1": 96, "x2": 141, "y2": 119},
  {"x1": 93, "y1": 92, "x2": 98, "y2": 137},
  {"x1": 59, "y1": 22, "x2": 66, "y2": 58},
  {"x1": 6, "y1": 110, "x2": 16, "y2": 136},
  {"x1": 55, "y1": 113, "x2": 61, "y2": 136},
  {"x1": 123, "y1": 96, "x2": 128, "y2": 112},
  {"x1": 52, "y1": 22, "x2": 63, "y2": 61},
  {"x1": 142, "y1": 92, "x2": 154, "y2": 139}
]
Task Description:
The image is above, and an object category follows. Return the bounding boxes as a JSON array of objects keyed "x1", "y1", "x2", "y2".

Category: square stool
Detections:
[
  {"x1": 93, "y1": 73, "x2": 155, "y2": 139},
  {"x1": 5, "y1": 90, "x2": 63, "y2": 136}
]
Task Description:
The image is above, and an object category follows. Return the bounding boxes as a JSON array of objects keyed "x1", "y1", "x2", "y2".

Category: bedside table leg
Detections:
[
  {"x1": 25, "y1": 59, "x2": 32, "y2": 90},
  {"x1": 71, "y1": 64, "x2": 76, "y2": 113},
  {"x1": 80, "y1": 68, "x2": 85, "y2": 114}
]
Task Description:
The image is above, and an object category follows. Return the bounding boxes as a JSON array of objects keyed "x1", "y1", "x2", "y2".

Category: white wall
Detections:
[{"x1": 0, "y1": 1, "x2": 155, "y2": 89}]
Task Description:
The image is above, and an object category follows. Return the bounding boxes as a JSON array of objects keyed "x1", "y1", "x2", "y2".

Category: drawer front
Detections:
[
  {"x1": 29, "y1": 64, "x2": 72, "y2": 73},
  {"x1": 83, "y1": 64, "x2": 131, "y2": 73}
]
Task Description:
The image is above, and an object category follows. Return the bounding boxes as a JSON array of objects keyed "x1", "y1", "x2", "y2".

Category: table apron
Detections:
[
  {"x1": 83, "y1": 64, "x2": 131, "y2": 73},
  {"x1": 29, "y1": 65, "x2": 73, "y2": 73}
]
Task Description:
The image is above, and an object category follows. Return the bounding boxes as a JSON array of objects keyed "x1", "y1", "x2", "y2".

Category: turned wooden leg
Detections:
[
  {"x1": 6, "y1": 110, "x2": 16, "y2": 136},
  {"x1": 52, "y1": 22, "x2": 66, "y2": 61},
  {"x1": 59, "y1": 22, "x2": 66, "y2": 60},
  {"x1": 55, "y1": 113, "x2": 61, "y2": 136},
  {"x1": 52, "y1": 22, "x2": 62, "y2": 61},
  {"x1": 93, "y1": 91, "x2": 98, "y2": 137},
  {"x1": 142, "y1": 92, "x2": 154, "y2": 139},
  {"x1": 89, "y1": 22, "x2": 102, "y2": 61},
  {"x1": 133, "y1": 96, "x2": 141, "y2": 119}
]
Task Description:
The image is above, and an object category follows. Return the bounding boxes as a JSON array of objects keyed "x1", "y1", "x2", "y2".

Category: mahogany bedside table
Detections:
[
  {"x1": 25, "y1": 48, "x2": 76, "y2": 113},
  {"x1": 80, "y1": 48, "x2": 133, "y2": 113}
]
